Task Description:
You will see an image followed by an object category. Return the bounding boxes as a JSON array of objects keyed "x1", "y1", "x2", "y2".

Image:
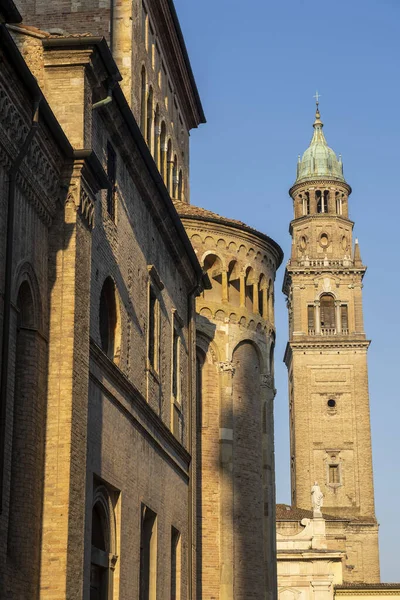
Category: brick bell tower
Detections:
[{"x1": 282, "y1": 100, "x2": 380, "y2": 582}]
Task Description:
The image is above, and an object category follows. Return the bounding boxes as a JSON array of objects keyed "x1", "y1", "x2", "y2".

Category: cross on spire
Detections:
[{"x1": 313, "y1": 90, "x2": 321, "y2": 106}]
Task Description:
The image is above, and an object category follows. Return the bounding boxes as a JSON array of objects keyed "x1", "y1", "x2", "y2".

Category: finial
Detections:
[
  {"x1": 354, "y1": 238, "x2": 362, "y2": 266},
  {"x1": 313, "y1": 91, "x2": 323, "y2": 128},
  {"x1": 313, "y1": 90, "x2": 321, "y2": 107}
]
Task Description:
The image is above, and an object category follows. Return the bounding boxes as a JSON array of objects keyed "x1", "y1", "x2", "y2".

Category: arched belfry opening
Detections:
[{"x1": 320, "y1": 293, "x2": 336, "y2": 333}]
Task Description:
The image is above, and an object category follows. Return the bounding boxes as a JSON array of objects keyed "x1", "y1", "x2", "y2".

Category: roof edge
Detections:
[
  {"x1": 166, "y1": 0, "x2": 206, "y2": 124},
  {"x1": 179, "y1": 210, "x2": 284, "y2": 267}
]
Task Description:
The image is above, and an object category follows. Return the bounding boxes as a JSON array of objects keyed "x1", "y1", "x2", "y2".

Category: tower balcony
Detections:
[{"x1": 308, "y1": 327, "x2": 349, "y2": 336}]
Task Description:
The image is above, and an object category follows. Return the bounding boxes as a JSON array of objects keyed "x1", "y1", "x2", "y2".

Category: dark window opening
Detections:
[
  {"x1": 316, "y1": 190, "x2": 322, "y2": 213},
  {"x1": 323, "y1": 190, "x2": 329, "y2": 212},
  {"x1": 148, "y1": 287, "x2": 158, "y2": 370},
  {"x1": 327, "y1": 399, "x2": 336, "y2": 408},
  {"x1": 341, "y1": 305, "x2": 348, "y2": 332},
  {"x1": 99, "y1": 277, "x2": 117, "y2": 359},
  {"x1": 172, "y1": 327, "x2": 179, "y2": 399},
  {"x1": 308, "y1": 305, "x2": 315, "y2": 331}
]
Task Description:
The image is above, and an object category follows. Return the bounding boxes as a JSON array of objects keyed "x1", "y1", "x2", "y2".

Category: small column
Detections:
[
  {"x1": 315, "y1": 301, "x2": 321, "y2": 334},
  {"x1": 239, "y1": 273, "x2": 245, "y2": 308},
  {"x1": 335, "y1": 300, "x2": 342, "y2": 334},
  {"x1": 222, "y1": 271, "x2": 228, "y2": 303}
]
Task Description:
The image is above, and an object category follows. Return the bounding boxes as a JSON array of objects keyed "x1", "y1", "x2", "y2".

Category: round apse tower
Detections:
[{"x1": 176, "y1": 201, "x2": 283, "y2": 600}]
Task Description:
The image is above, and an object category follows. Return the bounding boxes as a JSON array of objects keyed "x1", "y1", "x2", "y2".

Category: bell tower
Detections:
[{"x1": 283, "y1": 101, "x2": 380, "y2": 582}]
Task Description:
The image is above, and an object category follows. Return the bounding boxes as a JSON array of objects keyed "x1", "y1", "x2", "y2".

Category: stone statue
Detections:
[{"x1": 311, "y1": 481, "x2": 324, "y2": 513}]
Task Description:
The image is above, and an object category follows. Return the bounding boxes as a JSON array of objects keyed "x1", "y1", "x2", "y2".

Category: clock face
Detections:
[{"x1": 341, "y1": 236, "x2": 348, "y2": 251}]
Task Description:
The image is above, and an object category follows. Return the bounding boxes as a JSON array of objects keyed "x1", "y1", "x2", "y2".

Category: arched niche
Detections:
[{"x1": 203, "y1": 254, "x2": 224, "y2": 303}]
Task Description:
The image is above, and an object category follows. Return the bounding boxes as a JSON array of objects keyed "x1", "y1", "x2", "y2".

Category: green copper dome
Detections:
[{"x1": 296, "y1": 106, "x2": 345, "y2": 184}]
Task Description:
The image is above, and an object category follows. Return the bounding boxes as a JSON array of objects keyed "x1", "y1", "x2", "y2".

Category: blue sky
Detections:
[{"x1": 174, "y1": 0, "x2": 400, "y2": 582}]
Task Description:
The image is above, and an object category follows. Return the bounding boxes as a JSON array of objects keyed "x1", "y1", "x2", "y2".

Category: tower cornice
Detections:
[
  {"x1": 289, "y1": 178, "x2": 352, "y2": 197},
  {"x1": 289, "y1": 213, "x2": 354, "y2": 235}
]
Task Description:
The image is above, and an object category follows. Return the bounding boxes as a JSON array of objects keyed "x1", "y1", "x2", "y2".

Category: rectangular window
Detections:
[
  {"x1": 170, "y1": 527, "x2": 181, "y2": 600},
  {"x1": 107, "y1": 142, "x2": 117, "y2": 219},
  {"x1": 149, "y1": 24, "x2": 155, "y2": 66},
  {"x1": 162, "y1": 65, "x2": 168, "y2": 104},
  {"x1": 172, "y1": 327, "x2": 180, "y2": 399},
  {"x1": 148, "y1": 287, "x2": 159, "y2": 371},
  {"x1": 168, "y1": 83, "x2": 173, "y2": 118},
  {"x1": 307, "y1": 305, "x2": 315, "y2": 331},
  {"x1": 155, "y1": 44, "x2": 161, "y2": 84},
  {"x1": 140, "y1": 505, "x2": 157, "y2": 600},
  {"x1": 341, "y1": 305, "x2": 348, "y2": 332},
  {"x1": 329, "y1": 464, "x2": 340, "y2": 484}
]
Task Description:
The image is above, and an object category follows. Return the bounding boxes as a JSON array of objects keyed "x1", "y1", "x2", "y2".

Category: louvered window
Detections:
[
  {"x1": 308, "y1": 305, "x2": 315, "y2": 330},
  {"x1": 341, "y1": 305, "x2": 349, "y2": 332}
]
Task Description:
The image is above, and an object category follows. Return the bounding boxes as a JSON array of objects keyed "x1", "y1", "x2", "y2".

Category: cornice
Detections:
[
  {"x1": 288, "y1": 339, "x2": 370, "y2": 351},
  {"x1": 289, "y1": 178, "x2": 352, "y2": 197}
]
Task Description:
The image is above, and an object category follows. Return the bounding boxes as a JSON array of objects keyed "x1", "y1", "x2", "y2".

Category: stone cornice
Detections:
[
  {"x1": 149, "y1": 0, "x2": 206, "y2": 129},
  {"x1": 289, "y1": 178, "x2": 352, "y2": 197},
  {"x1": 289, "y1": 339, "x2": 370, "y2": 350}
]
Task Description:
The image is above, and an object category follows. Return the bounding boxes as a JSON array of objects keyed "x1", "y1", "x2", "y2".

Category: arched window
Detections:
[
  {"x1": 178, "y1": 169, "x2": 183, "y2": 201},
  {"x1": 323, "y1": 190, "x2": 329, "y2": 213},
  {"x1": 336, "y1": 192, "x2": 343, "y2": 215},
  {"x1": 228, "y1": 260, "x2": 240, "y2": 307},
  {"x1": 245, "y1": 267, "x2": 255, "y2": 313},
  {"x1": 90, "y1": 488, "x2": 117, "y2": 600},
  {"x1": 160, "y1": 122, "x2": 166, "y2": 181},
  {"x1": 141, "y1": 66, "x2": 146, "y2": 135},
  {"x1": 166, "y1": 139, "x2": 172, "y2": 195},
  {"x1": 320, "y1": 294, "x2": 336, "y2": 333},
  {"x1": 203, "y1": 254, "x2": 223, "y2": 302},
  {"x1": 146, "y1": 86, "x2": 153, "y2": 150},
  {"x1": 316, "y1": 190, "x2": 322, "y2": 213},
  {"x1": 258, "y1": 274, "x2": 267, "y2": 317},
  {"x1": 99, "y1": 277, "x2": 119, "y2": 361},
  {"x1": 172, "y1": 154, "x2": 178, "y2": 199},
  {"x1": 267, "y1": 280, "x2": 273, "y2": 323},
  {"x1": 269, "y1": 341, "x2": 275, "y2": 377},
  {"x1": 302, "y1": 192, "x2": 310, "y2": 215}
]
